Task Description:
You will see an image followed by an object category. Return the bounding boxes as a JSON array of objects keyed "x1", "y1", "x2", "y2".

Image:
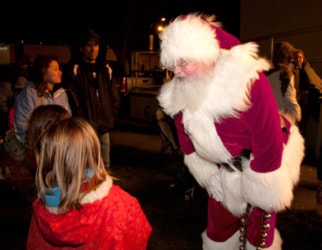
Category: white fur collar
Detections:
[{"x1": 46, "y1": 176, "x2": 113, "y2": 214}]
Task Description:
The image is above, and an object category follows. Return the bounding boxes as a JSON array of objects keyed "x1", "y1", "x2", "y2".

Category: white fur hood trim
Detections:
[
  {"x1": 81, "y1": 176, "x2": 113, "y2": 204},
  {"x1": 46, "y1": 176, "x2": 113, "y2": 214}
]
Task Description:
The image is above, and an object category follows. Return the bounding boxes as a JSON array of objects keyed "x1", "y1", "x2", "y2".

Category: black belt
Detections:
[{"x1": 221, "y1": 149, "x2": 251, "y2": 172}]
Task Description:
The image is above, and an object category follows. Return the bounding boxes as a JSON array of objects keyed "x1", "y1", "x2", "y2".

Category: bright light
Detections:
[{"x1": 157, "y1": 25, "x2": 164, "y2": 32}]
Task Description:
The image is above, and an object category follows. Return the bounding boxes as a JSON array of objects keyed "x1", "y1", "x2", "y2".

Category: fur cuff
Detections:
[
  {"x1": 184, "y1": 153, "x2": 223, "y2": 201},
  {"x1": 202, "y1": 230, "x2": 240, "y2": 250},
  {"x1": 241, "y1": 125, "x2": 304, "y2": 211}
]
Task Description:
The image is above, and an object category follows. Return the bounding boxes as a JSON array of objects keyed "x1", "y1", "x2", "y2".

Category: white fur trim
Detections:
[
  {"x1": 282, "y1": 125, "x2": 305, "y2": 185},
  {"x1": 220, "y1": 169, "x2": 248, "y2": 215},
  {"x1": 202, "y1": 230, "x2": 240, "y2": 250},
  {"x1": 184, "y1": 152, "x2": 248, "y2": 214},
  {"x1": 46, "y1": 177, "x2": 113, "y2": 214},
  {"x1": 81, "y1": 176, "x2": 113, "y2": 204},
  {"x1": 184, "y1": 153, "x2": 223, "y2": 201},
  {"x1": 157, "y1": 42, "x2": 271, "y2": 120},
  {"x1": 183, "y1": 111, "x2": 232, "y2": 163},
  {"x1": 206, "y1": 42, "x2": 271, "y2": 121},
  {"x1": 160, "y1": 14, "x2": 221, "y2": 68},
  {"x1": 241, "y1": 125, "x2": 304, "y2": 211}
]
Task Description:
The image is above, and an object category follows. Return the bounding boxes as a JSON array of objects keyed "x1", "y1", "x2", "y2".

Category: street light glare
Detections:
[{"x1": 157, "y1": 25, "x2": 164, "y2": 32}]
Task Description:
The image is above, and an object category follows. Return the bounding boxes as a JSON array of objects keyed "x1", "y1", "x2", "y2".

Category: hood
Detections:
[
  {"x1": 32, "y1": 199, "x2": 101, "y2": 246},
  {"x1": 32, "y1": 177, "x2": 112, "y2": 246}
]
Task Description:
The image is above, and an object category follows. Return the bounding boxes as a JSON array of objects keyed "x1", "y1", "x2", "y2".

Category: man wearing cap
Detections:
[
  {"x1": 157, "y1": 13, "x2": 304, "y2": 249},
  {"x1": 65, "y1": 28, "x2": 120, "y2": 169}
]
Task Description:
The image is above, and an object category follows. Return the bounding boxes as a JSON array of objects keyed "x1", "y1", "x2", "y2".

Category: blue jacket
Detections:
[{"x1": 14, "y1": 82, "x2": 71, "y2": 144}]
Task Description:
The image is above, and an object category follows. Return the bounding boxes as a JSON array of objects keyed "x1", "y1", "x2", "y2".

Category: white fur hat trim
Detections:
[{"x1": 159, "y1": 14, "x2": 220, "y2": 69}]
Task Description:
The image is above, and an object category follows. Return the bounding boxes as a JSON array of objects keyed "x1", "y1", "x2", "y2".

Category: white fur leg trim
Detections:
[
  {"x1": 201, "y1": 230, "x2": 240, "y2": 250},
  {"x1": 241, "y1": 125, "x2": 304, "y2": 211},
  {"x1": 246, "y1": 228, "x2": 282, "y2": 250}
]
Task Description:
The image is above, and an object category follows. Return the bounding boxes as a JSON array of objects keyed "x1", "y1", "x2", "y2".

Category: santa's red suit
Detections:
[{"x1": 157, "y1": 14, "x2": 304, "y2": 250}]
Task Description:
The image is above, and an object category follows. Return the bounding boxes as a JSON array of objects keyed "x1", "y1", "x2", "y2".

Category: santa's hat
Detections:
[{"x1": 159, "y1": 13, "x2": 240, "y2": 69}]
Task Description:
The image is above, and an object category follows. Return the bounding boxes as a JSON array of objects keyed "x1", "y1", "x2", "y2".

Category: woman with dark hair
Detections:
[
  {"x1": 13, "y1": 55, "x2": 71, "y2": 146},
  {"x1": 25, "y1": 104, "x2": 70, "y2": 174},
  {"x1": 266, "y1": 41, "x2": 302, "y2": 125}
]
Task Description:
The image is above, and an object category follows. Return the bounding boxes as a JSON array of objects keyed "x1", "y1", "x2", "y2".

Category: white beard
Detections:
[
  {"x1": 171, "y1": 69, "x2": 215, "y2": 113},
  {"x1": 157, "y1": 42, "x2": 271, "y2": 120}
]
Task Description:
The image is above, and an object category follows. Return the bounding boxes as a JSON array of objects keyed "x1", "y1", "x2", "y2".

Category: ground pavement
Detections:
[{"x1": 0, "y1": 123, "x2": 321, "y2": 250}]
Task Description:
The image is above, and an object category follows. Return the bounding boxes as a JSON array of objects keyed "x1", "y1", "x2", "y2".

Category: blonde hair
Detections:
[{"x1": 35, "y1": 117, "x2": 108, "y2": 213}]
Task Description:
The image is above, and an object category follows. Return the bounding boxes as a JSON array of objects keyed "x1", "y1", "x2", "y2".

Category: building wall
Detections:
[
  {"x1": 240, "y1": 0, "x2": 322, "y2": 75},
  {"x1": 240, "y1": 0, "x2": 322, "y2": 154},
  {"x1": 23, "y1": 44, "x2": 71, "y2": 64},
  {"x1": 0, "y1": 44, "x2": 16, "y2": 65}
]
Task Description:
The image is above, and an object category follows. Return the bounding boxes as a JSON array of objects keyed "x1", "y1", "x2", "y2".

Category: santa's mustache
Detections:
[{"x1": 174, "y1": 72, "x2": 187, "y2": 80}]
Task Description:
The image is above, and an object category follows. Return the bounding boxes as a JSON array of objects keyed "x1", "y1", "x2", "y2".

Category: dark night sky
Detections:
[{"x1": 1, "y1": 0, "x2": 240, "y2": 54}]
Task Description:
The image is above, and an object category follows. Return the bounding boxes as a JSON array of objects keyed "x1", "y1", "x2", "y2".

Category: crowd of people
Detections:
[
  {"x1": 0, "y1": 14, "x2": 321, "y2": 249},
  {"x1": 265, "y1": 40, "x2": 322, "y2": 204},
  {"x1": 0, "y1": 28, "x2": 150, "y2": 249},
  {"x1": 266, "y1": 41, "x2": 322, "y2": 134}
]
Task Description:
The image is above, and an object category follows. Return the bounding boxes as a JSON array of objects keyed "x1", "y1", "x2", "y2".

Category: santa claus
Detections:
[{"x1": 157, "y1": 13, "x2": 305, "y2": 250}]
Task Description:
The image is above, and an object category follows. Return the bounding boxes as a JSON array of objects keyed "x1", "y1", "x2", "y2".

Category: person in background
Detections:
[
  {"x1": 8, "y1": 75, "x2": 28, "y2": 129},
  {"x1": 157, "y1": 13, "x2": 304, "y2": 249},
  {"x1": 14, "y1": 55, "x2": 71, "y2": 146},
  {"x1": 0, "y1": 79, "x2": 13, "y2": 139},
  {"x1": 25, "y1": 104, "x2": 70, "y2": 175},
  {"x1": 292, "y1": 49, "x2": 322, "y2": 204},
  {"x1": 11, "y1": 55, "x2": 32, "y2": 87},
  {"x1": 3, "y1": 104, "x2": 71, "y2": 202},
  {"x1": 8, "y1": 55, "x2": 31, "y2": 130},
  {"x1": 65, "y1": 28, "x2": 120, "y2": 169},
  {"x1": 27, "y1": 117, "x2": 152, "y2": 249},
  {"x1": 0, "y1": 76, "x2": 13, "y2": 180},
  {"x1": 266, "y1": 41, "x2": 301, "y2": 125},
  {"x1": 290, "y1": 48, "x2": 322, "y2": 134}
]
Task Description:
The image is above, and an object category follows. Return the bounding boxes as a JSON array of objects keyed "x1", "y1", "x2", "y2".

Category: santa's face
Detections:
[
  {"x1": 168, "y1": 60, "x2": 215, "y2": 111},
  {"x1": 171, "y1": 59, "x2": 214, "y2": 82},
  {"x1": 172, "y1": 60, "x2": 198, "y2": 81}
]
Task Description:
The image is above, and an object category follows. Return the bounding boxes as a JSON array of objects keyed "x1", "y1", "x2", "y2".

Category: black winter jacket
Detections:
[{"x1": 65, "y1": 62, "x2": 120, "y2": 134}]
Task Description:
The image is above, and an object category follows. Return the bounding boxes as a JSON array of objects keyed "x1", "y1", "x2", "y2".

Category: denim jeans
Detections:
[{"x1": 99, "y1": 132, "x2": 110, "y2": 169}]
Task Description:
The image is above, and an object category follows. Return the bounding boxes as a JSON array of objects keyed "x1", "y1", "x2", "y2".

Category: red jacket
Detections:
[{"x1": 27, "y1": 185, "x2": 151, "y2": 250}]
